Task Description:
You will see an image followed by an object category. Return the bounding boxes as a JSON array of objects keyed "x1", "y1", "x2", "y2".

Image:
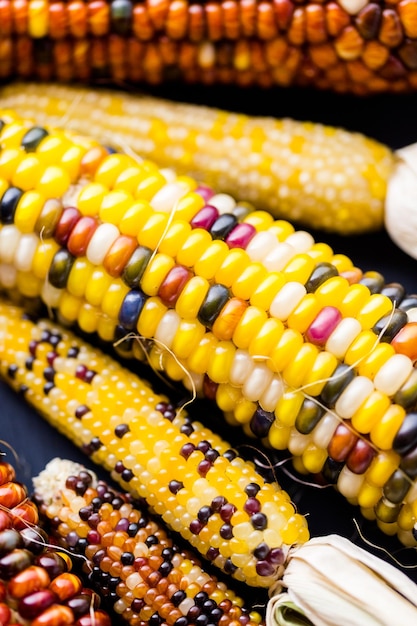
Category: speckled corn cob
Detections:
[
  {"x1": 0, "y1": 454, "x2": 112, "y2": 626},
  {"x1": 0, "y1": 81, "x2": 395, "y2": 235},
  {"x1": 0, "y1": 113, "x2": 417, "y2": 546},
  {"x1": 0, "y1": 302, "x2": 310, "y2": 589},
  {"x1": 0, "y1": 0, "x2": 417, "y2": 94},
  {"x1": 33, "y1": 458, "x2": 266, "y2": 626}
]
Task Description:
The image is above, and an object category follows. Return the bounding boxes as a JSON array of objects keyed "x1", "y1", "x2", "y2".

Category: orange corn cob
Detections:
[
  {"x1": 0, "y1": 453, "x2": 112, "y2": 626},
  {"x1": 0, "y1": 0, "x2": 417, "y2": 94},
  {"x1": 33, "y1": 458, "x2": 266, "y2": 626}
]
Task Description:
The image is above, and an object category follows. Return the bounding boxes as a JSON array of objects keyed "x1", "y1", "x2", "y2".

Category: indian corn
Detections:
[
  {"x1": 0, "y1": 112, "x2": 417, "y2": 544},
  {"x1": 2, "y1": 304, "x2": 417, "y2": 626},
  {"x1": 33, "y1": 458, "x2": 266, "y2": 626},
  {"x1": 0, "y1": 300, "x2": 310, "y2": 589},
  {"x1": 0, "y1": 81, "x2": 395, "y2": 235},
  {"x1": 0, "y1": 453, "x2": 112, "y2": 626},
  {"x1": 0, "y1": 0, "x2": 417, "y2": 94}
]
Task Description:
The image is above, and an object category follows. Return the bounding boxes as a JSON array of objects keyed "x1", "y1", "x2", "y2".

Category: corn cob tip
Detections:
[{"x1": 385, "y1": 143, "x2": 417, "y2": 260}]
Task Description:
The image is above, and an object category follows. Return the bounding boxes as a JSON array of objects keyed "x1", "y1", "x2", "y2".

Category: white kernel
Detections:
[
  {"x1": 269, "y1": 282, "x2": 307, "y2": 320},
  {"x1": 86, "y1": 222, "x2": 119, "y2": 265},
  {"x1": 374, "y1": 354, "x2": 413, "y2": 396},
  {"x1": 335, "y1": 376, "x2": 374, "y2": 418},
  {"x1": 325, "y1": 317, "x2": 362, "y2": 359},
  {"x1": 337, "y1": 466, "x2": 364, "y2": 499}
]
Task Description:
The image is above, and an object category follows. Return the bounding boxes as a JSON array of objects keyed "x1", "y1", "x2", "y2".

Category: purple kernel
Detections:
[
  {"x1": 180, "y1": 443, "x2": 195, "y2": 459},
  {"x1": 190, "y1": 205, "x2": 219, "y2": 230},
  {"x1": 189, "y1": 519, "x2": 204, "y2": 535},
  {"x1": 115, "y1": 423, "x2": 130, "y2": 438},
  {"x1": 256, "y1": 560, "x2": 275, "y2": 577},
  {"x1": 225, "y1": 222, "x2": 256, "y2": 249},
  {"x1": 243, "y1": 497, "x2": 261, "y2": 515},
  {"x1": 87, "y1": 530, "x2": 100, "y2": 544},
  {"x1": 219, "y1": 502, "x2": 236, "y2": 522},
  {"x1": 306, "y1": 306, "x2": 342, "y2": 345},
  {"x1": 197, "y1": 459, "x2": 212, "y2": 477}
]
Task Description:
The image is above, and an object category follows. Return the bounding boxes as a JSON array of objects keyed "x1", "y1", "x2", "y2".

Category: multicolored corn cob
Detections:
[
  {"x1": 0, "y1": 301, "x2": 310, "y2": 589},
  {"x1": 0, "y1": 453, "x2": 112, "y2": 626},
  {"x1": 0, "y1": 0, "x2": 417, "y2": 94},
  {"x1": 33, "y1": 458, "x2": 266, "y2": 626},
  {"x1": 0, "y1": 81, "x2": 395, "y2": 236},
  {"x1": 0, "y1": 112, "x2": 417, "y2": 545}
]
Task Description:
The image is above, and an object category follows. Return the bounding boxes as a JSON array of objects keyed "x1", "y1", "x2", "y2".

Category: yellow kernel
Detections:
[
  {"x1": 60, "y1": 144, "x2": 86, "y2": 183},
  {"x1": 351, "y1": 390, "x2": 391, "y2": 434},
  {"x1": 16, "y1": 271, "x2": 41, "y2": 297},
  {"x1": 232, "y1": 263, "x2": 267, "y2": 301},
  {"x1": 12, "y1": 154, "x2": 43, "y2": 190},
  {"x1": 370, "y1": 404, "x2": 406, "y2": 450},
  {"x1": 302, "y1": 350, "x2": 338, "y2": 396},
  {"x1": 85, "y1": 269, "x2": 113, "y2": 307},
  {"x1": 216, "y1": 383, "x2": 243, "y2": 413},
  {"x1": 215, "y1": 248, "x2": 251, "y2": 287},
  {"x1": 331, "y1": 253, "x2": 354, "y2": 274},
  {"x1": 357, "y1": 481, "x2": 382, "y2": 509},
  {"x1": 118, "y1": 200, "x2": 153, "y2": 236},
  {"x1": 194, "y1": 240, "x2": 230, "y2": 280},
  {"x1": 356, "y1": 294, "x2": 394, "y2": 329},
  {"x1": 274, "y1": 391, "x2": 304, "y2": 427},
  {"x1": 138, "y1": 212, "x2": 170, "y2": 249},
  {"x1": 176, "y1": 229, "x2": 212, "y2": 267},
  {"x1": 0, "y1": 148, "x2": 23, "y2": 180},
  {"x1": 269, "y1": 328, "x2": 304, "y2": 373},
  {"x1": 207, "y1": 341, "x2": 235, "y2": 384},
  {"x1": 59, "y1": 291, "x2": 82, "y2": 322},
  {"x1": 248, "y1": 318, "x2": 285, "y2": 358},
  {"x1": 267, "y1": 220, "x2": 295, "y2": 241},
  {"x1": 250, "y1": 272, "x2": 285, "y2": 310},
  {"x1": 233, "y1": 306, "x2": 268, "y2": 350},
  {"x1": 77, "y1": 303, "x2": 99, "y2": 333},
  {"x1": 99, "y1": 189, "x2": 134, "y2": 225},
  {"x1": 31, "y1": 240, "x2": 59, "y2": 280},
  {"x1": 232, "y1": 399, "x2": 258, "y2": 424},
  {"x1": 339, "y1": 283, "x2": 370, "y2": 318},
  {"x1": 1, "y1": 122, "x2": 28, "y2": 148},
  {"x1": 171, "y1": 319, "x2": 206, "y2": 360},
  {"x1": 101, "y1": 280, "x2": 129, "y2": 318},
  {"x1": 314, "y1": 276, "x2": 350, "y2": 307},
  {"x1": 287, "y1": 293, "x2": 321, "y2": 333},
  {"x1": 28, "y1": 0, "x2": 49, "y2": 37},
  {"x1": 67, "y1": 258, "x2": 94, "y2": 298},
  {"x1": 14, "y1": 190, "x2": 44, "y2": 233},
  {"x1": 97, "y1": 315, "x2": 118, "y2": 342},
  {"x1": 186, "y1": 333, "x2": 218, "y2": 375},
  {"x1": 307, "y1": 242, "x2": 334, "y2": 264},
  {"x1": 283, "y1": 343, "x2": 319, "y2": 389},
  {"x1": 157, "y1": 220, "x2": 192, "y2": 258},
  {"x1": 357, "y1": 343, "x2": 395, "y2": 380},
  {"x1": 95, "y1": 153, "x2": 136, "y2": 187},
  {"x1": 283, "y1": 253, "x2": 315, "y2": 283},
  {"x1": 366, "y1": 451, "x2": 400, "y2": 487},
  {"x1": 77, "y1": 183, "x2": 108, "y2": 216},
  {"x1": 243, "y1": 210, "x2": 274, "y2": 231},
  {"x1": 140, "y1": 253, "x2": 175, "y2": 296},
  {"x1": 135, "y1": 171, "x2": 167, "y2": 200},
  {"x1": 37, "y1": 134, "x2": 71, "y2": 165},
  {"x1": 37, "y1": 165, "x2": 71, "y2": 198},
  {"x1": 397, "y1": 503, "x2": 415, "y2": 531},
  {"x1": 301, "y1": 444, "x2": 327, "y2": 474},
  {"x1": 175, "y1": 275, "x2": 210, "y2": 319},
  {"x1": 173, "y1": 191, "x2": 205, "y2": 222},
  {"x1": 345, "y1": 330, "x2": 378, "y2": 367}
]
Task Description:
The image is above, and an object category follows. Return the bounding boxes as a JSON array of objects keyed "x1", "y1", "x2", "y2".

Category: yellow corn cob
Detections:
[
  {"x1": 0, "y1": 300, "x2": 310, "y2": 590},
  {"x1": 33, "y1": 458, "x2": 266, "y2": 626},
  {"x1": 0, "y1": 81, "x2": 395, "y2": 236},
  {"x1": 0, "y1": 111, "x2": 416, "y2": 547},
  {"x1": 3, "y1": 302, "x2": 417, "y2": 626},
  {"x1": 1, "y1": 0, "x2": 417, "y2": 94}
]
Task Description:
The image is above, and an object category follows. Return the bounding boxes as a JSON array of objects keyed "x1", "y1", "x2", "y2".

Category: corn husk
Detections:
[{"x1": 267, "y1": 534, "x2": 417, "y2": 626}]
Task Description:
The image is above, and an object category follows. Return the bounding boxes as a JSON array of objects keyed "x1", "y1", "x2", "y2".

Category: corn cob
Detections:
[
  {"x1": 2, "y1": 304, "x2": 417, "y2": 626},
  {"x1": 1, "y1": 0, "x2": 417, "y2": 94},
  {"x1": 33, "y1": 458, "x2": 266, "y2": 626},
  {"x1": 0, "y1": 112, "x2": 417, "y2": 545},
  {"x1": 0, "y1": 300, "x2": 310, "y2": 589},
  {"x1": 0, "y1": 453, "x2": 112, "y2": 626},
  {"x1": 0, "y1": 81, "x2": 396, "y2": 236}
]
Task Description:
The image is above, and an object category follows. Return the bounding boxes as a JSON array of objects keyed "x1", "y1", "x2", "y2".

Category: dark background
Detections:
[{"x1": 2, "y1": 81, "x2": 417, "y2": 612}]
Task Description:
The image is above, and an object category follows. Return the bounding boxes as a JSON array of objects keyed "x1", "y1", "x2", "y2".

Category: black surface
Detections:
[{"x1": 2, "y1": 83, "x2": 417, "y2": 613}]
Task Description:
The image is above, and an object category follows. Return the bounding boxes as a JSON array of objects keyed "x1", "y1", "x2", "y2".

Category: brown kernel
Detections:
[
  {"x1": 309, "y1": 42, "x2": 339, "y2": 69},
  {"x1": 355, "y1": 3, "x2": 382, "y2": 39},
  {"x1": 305, "y1": 4, "x2": 327, "y2": 44},
  {"x1": 326, "y1": 2, "x2": 351, "y2": 36},
  {"x1": 398, "y1": 0, "x2": 417, "y2": 37},
  {"x1": 287, "y1": 7, "x2": 305, "y2": 45}
]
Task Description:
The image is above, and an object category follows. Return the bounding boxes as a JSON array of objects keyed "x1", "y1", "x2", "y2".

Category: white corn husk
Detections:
[
  {"x1": 385, "y1": 142, "x2": 417, "y2": 260},
  {"x1": 267, "y1": 534, "x2": 417, "y2": 626}
]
